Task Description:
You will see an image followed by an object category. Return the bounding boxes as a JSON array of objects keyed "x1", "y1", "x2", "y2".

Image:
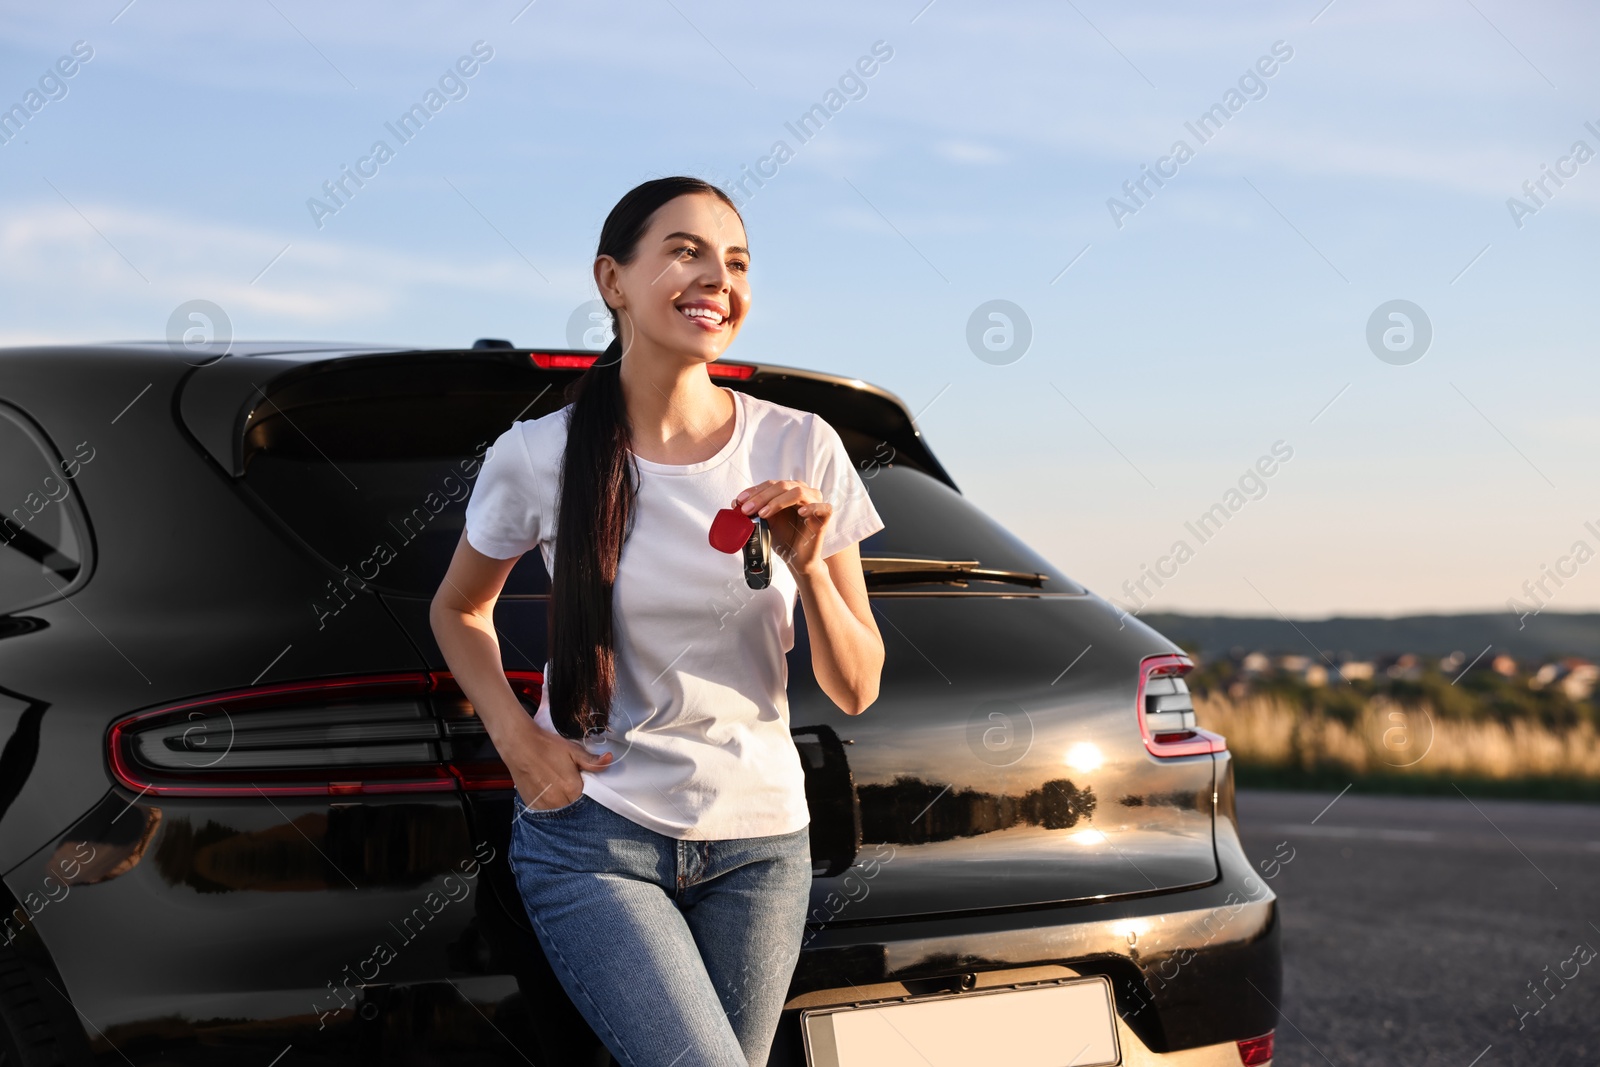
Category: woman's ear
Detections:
[{"x1": 594, "y1": 255, "x2": 623, "y2": 313}]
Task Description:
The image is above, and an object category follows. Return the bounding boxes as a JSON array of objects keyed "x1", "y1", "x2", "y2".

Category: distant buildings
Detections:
[
  {"x1": 1337, "y1": 661, "x2": 1375, "y2": 681},
  {"x1": 1530, "y1": 658, "x2": 1600, "y2": 700},
  {"x1": 1379, "y1": 653, "x2": 1423, "y2": 681},
  {"x1": 1202, "y1": 646, "x2": 1595, "y2": 702}
]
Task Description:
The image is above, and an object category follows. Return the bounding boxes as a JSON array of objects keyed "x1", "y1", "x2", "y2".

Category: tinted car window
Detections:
[
  {"x1": 238, "y1": 364, "x2": 1084, "y2": 597},
  {"x1": 240, "y1": 377, "x2": 549, "y2": 598},
  {"x1": 0, "y1": 403, "x2": 95, "y2": 615},
  {"x1": 849, "y1": 464, "x2": 1085, "y2": 593}
]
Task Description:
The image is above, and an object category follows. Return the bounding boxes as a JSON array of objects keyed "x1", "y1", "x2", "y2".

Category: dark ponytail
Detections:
[{"x1": 546, "y1": 176, "x2": 743, "y2": 741}]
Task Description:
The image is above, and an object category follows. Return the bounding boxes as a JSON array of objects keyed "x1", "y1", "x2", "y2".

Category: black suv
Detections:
[{"x1": 0, "y1": 342, "x2": 1279, "y2": 1066}]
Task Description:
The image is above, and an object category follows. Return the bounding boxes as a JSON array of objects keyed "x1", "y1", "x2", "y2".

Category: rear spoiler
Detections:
[{"x1": 177, "y1": 346, "x2": 959, "y2": 490}]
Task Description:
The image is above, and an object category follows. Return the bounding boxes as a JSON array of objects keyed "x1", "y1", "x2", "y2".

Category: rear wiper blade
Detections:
[{"x1": 859, "y1": 557, "x2": 1047, "y2": 588}]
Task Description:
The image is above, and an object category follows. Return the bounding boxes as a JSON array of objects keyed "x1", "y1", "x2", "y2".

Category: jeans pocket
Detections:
[{"x1": 513, "y1": 790, "x2": 588, "y2": 825}]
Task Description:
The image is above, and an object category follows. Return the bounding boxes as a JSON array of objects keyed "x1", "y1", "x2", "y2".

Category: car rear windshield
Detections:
[{"x1": 237, "y1": 357, "x2": 1084, "y2": 597}]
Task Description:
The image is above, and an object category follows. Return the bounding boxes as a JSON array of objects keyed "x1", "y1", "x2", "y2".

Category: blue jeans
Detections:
[{"x1": 508, "y1": 791, "x2": 813, "y2": 1067}]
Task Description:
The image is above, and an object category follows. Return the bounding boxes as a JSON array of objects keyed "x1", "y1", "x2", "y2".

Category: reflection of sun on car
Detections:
[{"x1": 0, "y1": 340, "x2": 1280, "y2": 1066}]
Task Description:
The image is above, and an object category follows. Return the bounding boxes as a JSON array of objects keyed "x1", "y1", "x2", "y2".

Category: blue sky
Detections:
[{"x1": 2, "y1": 0, "x2": 1597, "y2": 619}]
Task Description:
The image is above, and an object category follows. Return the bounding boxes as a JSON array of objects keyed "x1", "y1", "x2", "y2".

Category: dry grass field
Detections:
[{"x1": 1192, "y1": 691, "x2": 1600, "y2": 797}]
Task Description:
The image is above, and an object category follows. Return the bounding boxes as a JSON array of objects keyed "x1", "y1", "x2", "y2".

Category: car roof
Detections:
[
  {"x1": 0, "y1": 342, "x2": 954, "y2": 489},
  {"x1": 0, "y1": 340, "x2": 922, "y2": 413}
]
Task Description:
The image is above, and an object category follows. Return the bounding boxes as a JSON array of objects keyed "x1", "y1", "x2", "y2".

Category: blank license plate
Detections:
[{"x1": 801, "y1": 976, "x2": 1120, "y2": 1067}]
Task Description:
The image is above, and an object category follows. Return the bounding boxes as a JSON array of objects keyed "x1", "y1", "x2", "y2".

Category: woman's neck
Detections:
[{"x1": 618, "y1": 351, "x2": 735, "y2": 465}]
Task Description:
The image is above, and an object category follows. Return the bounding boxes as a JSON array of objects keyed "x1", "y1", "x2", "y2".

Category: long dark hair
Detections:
[{"x1": 546, "y1": 176, "x2": 744, "y2": 740}]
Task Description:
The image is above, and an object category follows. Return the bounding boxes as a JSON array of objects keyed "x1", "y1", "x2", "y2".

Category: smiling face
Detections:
[{"x1": 596, "y1": 191, "x2": 751, "y2": 366}]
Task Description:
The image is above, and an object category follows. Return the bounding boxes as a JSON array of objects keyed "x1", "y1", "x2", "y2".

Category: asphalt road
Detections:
[{"x1": 1235, "y1": 788, "x2": 1599, "y2": 1067}]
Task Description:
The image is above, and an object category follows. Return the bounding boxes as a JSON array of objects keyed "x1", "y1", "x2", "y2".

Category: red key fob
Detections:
[{"x1": 709, "y1": 508, "x2": 754, "y2": 553}]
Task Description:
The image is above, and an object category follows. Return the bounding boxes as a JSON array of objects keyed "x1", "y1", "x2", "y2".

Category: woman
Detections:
[{"x1": 430, "y1": 175, "x2": 886, "y2": 1067}]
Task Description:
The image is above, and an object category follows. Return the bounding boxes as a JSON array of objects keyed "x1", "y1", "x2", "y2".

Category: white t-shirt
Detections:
[{"x1": 462, "y1": 385, "x2": 885, "y2": 840}]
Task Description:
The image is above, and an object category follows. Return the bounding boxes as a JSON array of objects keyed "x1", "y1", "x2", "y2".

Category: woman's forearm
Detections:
[
  {"x1": 794, "y1": 562, "x2": 883, "y2": 715},
  {"x1": 428, "y1": 602, "x2": 542, "y2": 760}
]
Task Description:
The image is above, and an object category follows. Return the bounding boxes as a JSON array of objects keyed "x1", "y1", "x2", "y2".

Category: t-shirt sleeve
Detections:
[
  {"x1": 807, "y1": 415, "x2": 885, "y2": 559},
  {"x1": 462, "y1": 423, "x2": 543, "y2": 559}
]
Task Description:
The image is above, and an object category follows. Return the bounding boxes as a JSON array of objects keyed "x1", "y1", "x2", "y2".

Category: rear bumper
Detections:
[{"x1": 770, "y1": 813, "x2": 1280, "y2": 1063}]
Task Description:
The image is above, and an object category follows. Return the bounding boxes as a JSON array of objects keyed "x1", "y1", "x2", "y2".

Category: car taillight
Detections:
[
  {"x1": 429, "y1": 669, "x2": 541, "y2": 791},
  {"x1": 528, "y1": 351, "x2": 756, "y2": 379},
  {"x1": 107, "y1": 670, "x2": 544, "y2": 796},
  {"x1": 1136, "y1": 653, "x2": 1226, "y2": 758},
  {"x1": 1237, "y1": 1030, "x2": 1274, "y2": 1065}
]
